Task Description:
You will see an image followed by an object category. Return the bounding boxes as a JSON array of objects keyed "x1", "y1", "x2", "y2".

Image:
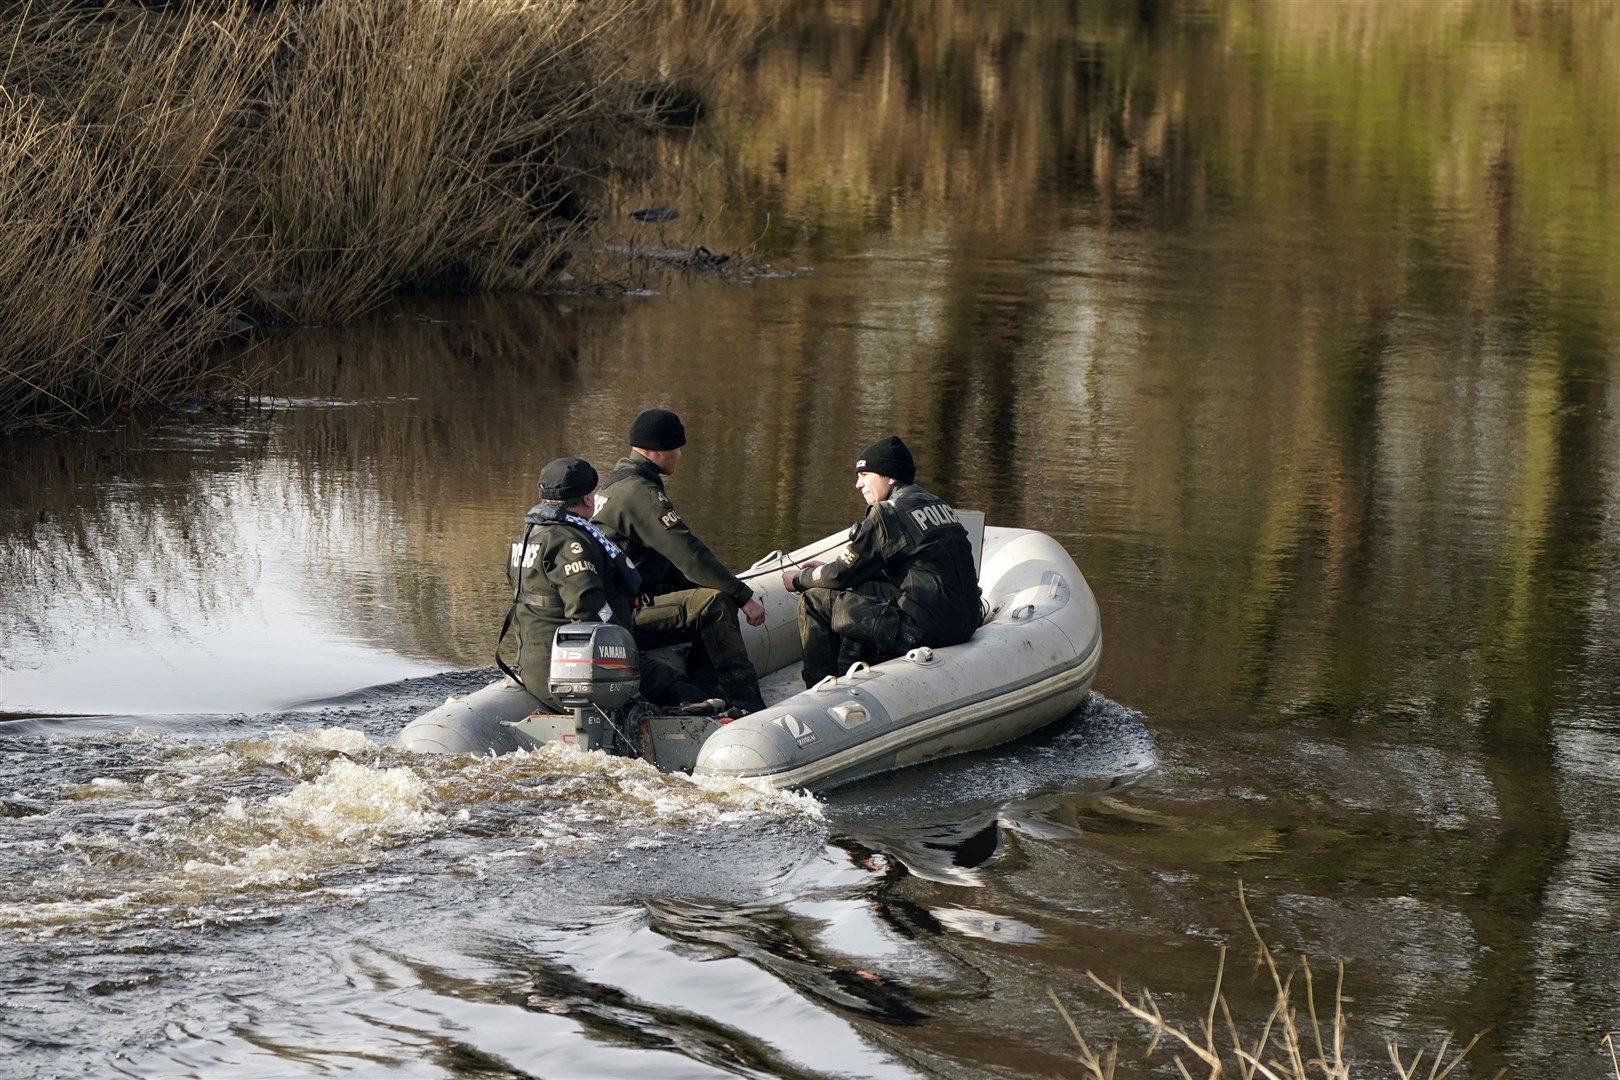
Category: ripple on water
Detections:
[{"x1": 0, "y1": 725, "x2": 825, "y2": 940}]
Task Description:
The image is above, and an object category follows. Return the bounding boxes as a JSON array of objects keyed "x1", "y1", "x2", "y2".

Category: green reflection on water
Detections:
[{"x1": 1, "y1": 1, "x2": 1618, "y2": 1075}]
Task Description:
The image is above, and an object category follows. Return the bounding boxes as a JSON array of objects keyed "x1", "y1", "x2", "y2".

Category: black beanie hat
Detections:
[
  {"x1": 629, "y1": 408, "x2": 687, "y2": 451},
  {"x1": 536, "y1": 457, "x2": 598, "y2": 501},
  {"x1": 855, "y1": 435, "x2": 915, "y2": 484}
]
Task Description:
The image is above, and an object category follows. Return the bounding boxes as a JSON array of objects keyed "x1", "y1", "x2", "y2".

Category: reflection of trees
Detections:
[
  {"x1": 1450, "y1": 297, "x2": 1609, "y2": 1070},
  {"x1": 0, "y1": 424, "x2": 269, "y2": 662},
  {"x1": 0, "y1": 6, "x2": 1613, "y2": 1063},
  {"x1": 669, "y1": 0, "x2": 1618, "y2": 333},
  {"x1": 0, "y1": 299, "x2": 596, "y2": 671},
  {"x1": 634, "y1": 3, "x2": 1616, "y2": 1070},
  {"x1": 685, "y1": 0, "x2": 1167, "y2": 248},
  {"x1": 245, "y1": 297, "x2": 597, "y2": 666}
]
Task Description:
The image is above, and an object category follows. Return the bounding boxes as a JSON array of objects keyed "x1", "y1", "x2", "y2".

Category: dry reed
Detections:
[
  {"x1": 0, "y1": 3, "x2": 275, "y2": 427},
  {"x1": 1053, "y1": 884, "x2": 1501, "y2": 1080},
  {"x1": 255, "y1": 0, "x2": 643, "y2": 320},
  {"x1": 0, "y1": 0, "x2": 676, "y2": 432}
]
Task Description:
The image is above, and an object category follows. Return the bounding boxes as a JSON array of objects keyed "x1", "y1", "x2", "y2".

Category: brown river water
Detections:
[{"x1": 3, "y1": 3, "x2": 1620, "y2": 1077}]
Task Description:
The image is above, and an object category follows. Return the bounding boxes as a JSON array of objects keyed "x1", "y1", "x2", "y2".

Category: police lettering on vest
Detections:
[{"x1": 909, "y1": 503, "x2": 960, "y2": 530}]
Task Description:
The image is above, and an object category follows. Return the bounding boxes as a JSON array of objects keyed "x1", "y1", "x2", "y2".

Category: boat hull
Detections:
[
  {"x1": 392, "y1": 523, "x2": 1101, "y2": 791},
  {"x1": 693, "y1": 526, "x2": 1101, "y2": 789}
]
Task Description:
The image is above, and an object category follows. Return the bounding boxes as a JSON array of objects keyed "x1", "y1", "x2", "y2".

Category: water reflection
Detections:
[
  {"x1": 824, "y1": 695, "x2": 1156, "y2": 889},
  {"x1": 2, "y1": 0, "x2": 1620, "y2": 1076},
  {"x1": 645, "y1": 898, "x2": 929, "y2": 1025}
]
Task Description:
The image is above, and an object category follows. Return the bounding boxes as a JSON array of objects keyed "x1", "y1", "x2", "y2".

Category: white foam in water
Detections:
[
  {"x1": 683, "y1": 771, "x2": 827, "y2": 820},
  {"x1": 165, "y1": 757, "x2": 446, "y2": 890},
  {"x1": 0, "y1": 895, "x2": 139, "y2": 932},
  {"x1": 451, "y1": 741, "x2": 826, "y2": 829},
  {"x1": 3, "y1": 725, "x2": 827, "y2": 937},
  {"x1": 304, "y1": 727, "x2": 380, "y2": 754},
  {"x1": 267, "y1": 759, "x2": 440, "y2": 839}
]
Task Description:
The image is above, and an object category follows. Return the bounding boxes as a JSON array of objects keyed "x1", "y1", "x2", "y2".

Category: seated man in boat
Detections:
[
  {"x1": 781, "y1": 435, "x2": 982, "y2": 686},
  {"x1": 502, "y1": 456, "x2": 701, "y2": 712},
  {"x1": 591, "y1": 408, "x2": 769, "y2": 713}
]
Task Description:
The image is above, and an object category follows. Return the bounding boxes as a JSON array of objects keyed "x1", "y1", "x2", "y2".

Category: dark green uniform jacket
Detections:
[
  {"x1": 592, "y1": 453, "x2": 754, "y2": 604},
  {"x1": 791, "y1": 483, "x2": 982, "y2": 647},
  {"x1": 506, "y1": 504, "x2": 637, "y2": 701}
]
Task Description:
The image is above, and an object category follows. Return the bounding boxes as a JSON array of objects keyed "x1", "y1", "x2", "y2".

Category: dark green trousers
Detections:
[
  {"x1": 633, "y1": 587, "x2": 766, "y2": 712},
  {"x1": 796, "y1": 580, "x2": 919, "y2": 687}
]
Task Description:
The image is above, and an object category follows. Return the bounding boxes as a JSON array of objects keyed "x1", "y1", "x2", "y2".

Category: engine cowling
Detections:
[{"x1": 548, "y1": 622, "x2": 640, "y2": 712}]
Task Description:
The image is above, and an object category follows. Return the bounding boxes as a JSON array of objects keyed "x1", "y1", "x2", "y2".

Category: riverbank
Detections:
[{"x1": 0, "y1": 0, "x2": 707, "y2": 433}]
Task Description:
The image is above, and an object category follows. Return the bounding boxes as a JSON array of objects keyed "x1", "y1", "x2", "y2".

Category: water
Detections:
[{"x1": 4, "y1": 2, "x2": 1620, "y2": 1076}]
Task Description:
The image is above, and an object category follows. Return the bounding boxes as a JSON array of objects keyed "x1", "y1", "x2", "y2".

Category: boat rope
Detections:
[{"x1": 494, "y1": 523, "x2": 536, "y2": 690}]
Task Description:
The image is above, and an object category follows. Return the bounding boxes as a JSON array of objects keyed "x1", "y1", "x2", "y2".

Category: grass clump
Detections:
[
  {"x1": 1053, "y1": 885, "x2": 1499, "y2": 1079},
  {"x1": 256, "y1": 0, "x2": 638, "y2": 320},
  {"x1": 0, "y1": 3, "x2": 278, "y2": 428},
  {"x1": 0, "y1": 0, "x2": 675, "y2": 432}
]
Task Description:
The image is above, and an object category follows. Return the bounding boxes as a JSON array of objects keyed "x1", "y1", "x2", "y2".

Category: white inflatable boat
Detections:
[{"x1": 392, "y1": 516, "x2": 1102, "y2": 791}]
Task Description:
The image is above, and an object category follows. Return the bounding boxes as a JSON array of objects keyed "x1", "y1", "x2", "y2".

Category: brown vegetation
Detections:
[
  {"x1": 1054, "y1": 886, "x2": 1499, "y2": 1079},
  {"x1": 0, "y1": 0, "x2": 682, "y2": 432}
]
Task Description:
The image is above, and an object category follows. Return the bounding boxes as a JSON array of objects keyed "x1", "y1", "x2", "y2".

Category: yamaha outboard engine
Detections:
[{"x1": 548, "y1": 622, "x2": 640, "y2": 753}]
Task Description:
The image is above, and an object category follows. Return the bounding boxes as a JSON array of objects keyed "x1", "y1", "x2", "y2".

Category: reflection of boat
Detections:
[
  {"x1": 829, "y1": 762, "x2": 1154, "y2": 886},
  {"x1": 392, "y1": 521, "x2": 1102, "y2": 792}
]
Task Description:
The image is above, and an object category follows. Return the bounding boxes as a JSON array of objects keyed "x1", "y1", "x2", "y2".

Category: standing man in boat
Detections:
[
  {"x1": 502, "y1": 456, "x2": 699, "y2": 712},
  {"x1": 781, "y1": 435, "x2": 981, "y2": 686},
  {"x1": 591, "y1": 408, "x2": 769, "y2": 714}
]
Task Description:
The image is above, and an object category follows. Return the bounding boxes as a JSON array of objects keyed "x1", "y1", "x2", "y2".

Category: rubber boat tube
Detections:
[
  {"x1": 693, "y1": 525, "x2": 1101, "y2": 789},
  {"x1": 392, "y1": 520, "x2": 1102, "y2": 792}
]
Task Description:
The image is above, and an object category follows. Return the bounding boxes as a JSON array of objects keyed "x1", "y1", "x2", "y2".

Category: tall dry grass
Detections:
[
  {"x1": 257, "y1": 0, "x2": 643, "y2": 320},
  {"x1": 0, "y1": 3, "x2": 275, "y2": 427},
  {"x1": 0, "y1": 0, "x2": 678, "y2": 432},
  {"x1": 1053, "y1": 885, "x2": 1500, "y2": 1080}
]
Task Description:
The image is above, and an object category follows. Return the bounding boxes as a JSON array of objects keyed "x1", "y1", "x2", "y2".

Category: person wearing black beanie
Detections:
[
  {"x1": 591, "y1": 408, "x2": 769, "y2": 713},
  {"x1": 627, "y1": 407, "x2": 686, "y2": 451},
  {"x1": 854, "y1": 435, "x2": 915, "y2": 485},
  {"x1": 780, "y1": 435, "x2": 982, "y2": 685}
]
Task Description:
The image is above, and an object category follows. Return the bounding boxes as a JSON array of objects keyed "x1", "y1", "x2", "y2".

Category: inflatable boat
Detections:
[{"x1": 392, "y1": 516, "x2": 1102, "y2": 791}]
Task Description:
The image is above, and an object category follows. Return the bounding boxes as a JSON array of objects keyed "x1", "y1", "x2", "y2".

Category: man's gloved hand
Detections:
[{"x1": 781, "y1": 561, "x2": 822, "y2": 593}]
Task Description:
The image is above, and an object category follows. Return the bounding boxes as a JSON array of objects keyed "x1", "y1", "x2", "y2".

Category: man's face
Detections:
[
  {"x1": 855, "y1": 471, "x2": 895, "y2": 505},
  {"x1": 649, "y1": 446, "x2": 682, "y2": 475}
]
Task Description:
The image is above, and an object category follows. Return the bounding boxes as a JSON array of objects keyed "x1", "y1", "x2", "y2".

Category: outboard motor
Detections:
[{"x1": 548, "y1": 622, "x2": 640, "y2": 753}]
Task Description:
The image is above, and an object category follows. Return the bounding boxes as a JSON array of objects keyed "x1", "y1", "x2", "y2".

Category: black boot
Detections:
[{"x1": 721, "y1": 677, "x2": 767, "y2": 715}]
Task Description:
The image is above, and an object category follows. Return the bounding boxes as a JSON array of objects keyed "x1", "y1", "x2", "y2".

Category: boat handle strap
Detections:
[
  {"x1": 748, "y1": 549, "x2": 785, "y2": 570},
  {"x1": 812, "y1": 661, "x2": 872, "y2": 692}
]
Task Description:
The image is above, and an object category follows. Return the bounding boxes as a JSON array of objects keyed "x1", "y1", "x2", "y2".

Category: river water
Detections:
[{"x1": 4, "y1": 2, "x2": 1619, "y2": 1077}]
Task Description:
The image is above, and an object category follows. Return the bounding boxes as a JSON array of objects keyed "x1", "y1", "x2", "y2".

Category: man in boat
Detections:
[
  {"x1": 503, "y1": 456, "x2": 700, "y2": 712},
  {"x1": 590, "y1": 408, "x2": 770, "y2": 713},
  {"x1": 781, "y1": 435, "x2": 982, "y2": 686}
]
